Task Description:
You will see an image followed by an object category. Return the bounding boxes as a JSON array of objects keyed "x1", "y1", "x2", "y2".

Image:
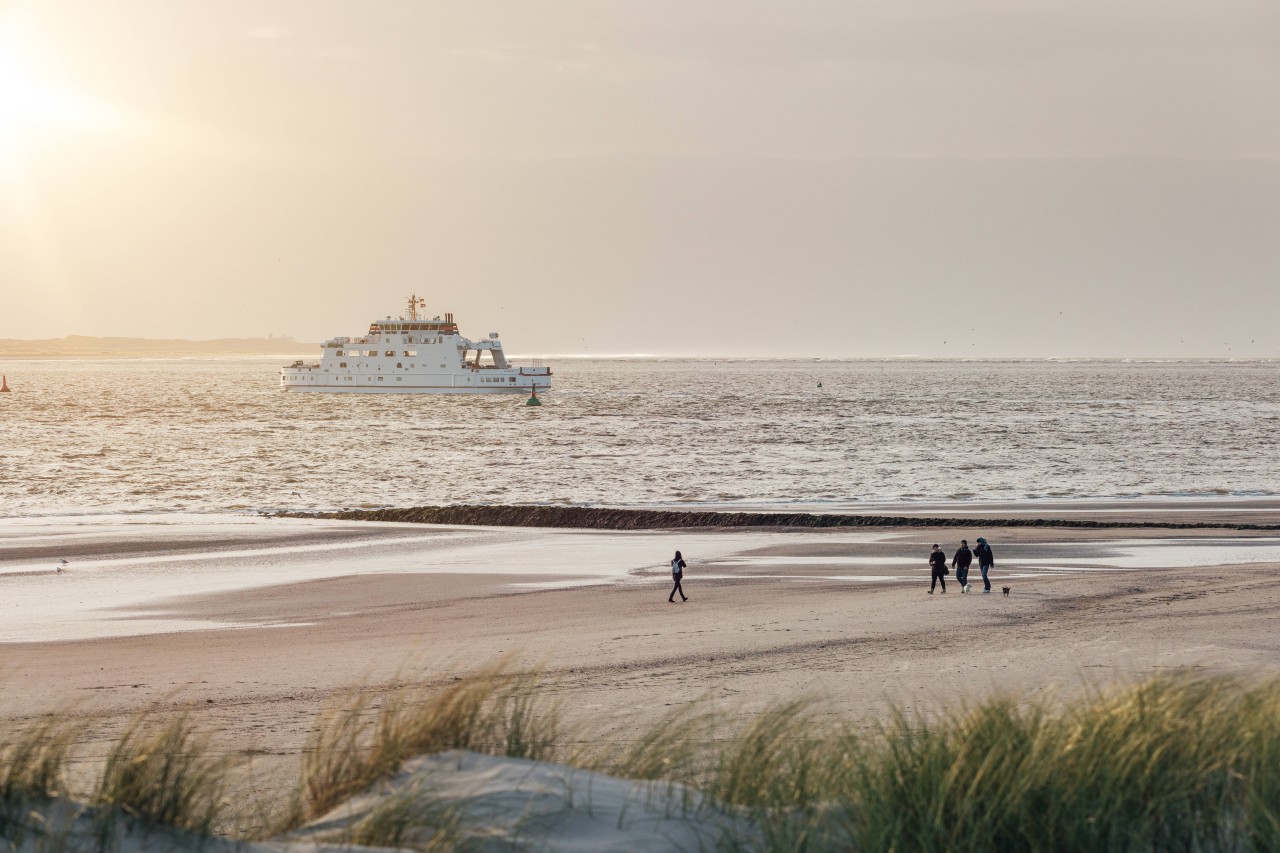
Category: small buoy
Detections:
[
  {"x1": 817, "y1": 381, "x2": 822, "y2": 388},
  {"x1": 525, "y1": 388, "x2": 542, "y2": 406},
  {"x1": 0, "y1": 375, "x2": 9, "y2": 392}
]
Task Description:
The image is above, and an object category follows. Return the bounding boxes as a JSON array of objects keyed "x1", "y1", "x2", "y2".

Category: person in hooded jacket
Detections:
[
  {"x1": 974, "y1": 537, "x2": 995, "y2": 593},
  {"x1": 953, "y1": 540, "x2": 973, "y2": 593}
]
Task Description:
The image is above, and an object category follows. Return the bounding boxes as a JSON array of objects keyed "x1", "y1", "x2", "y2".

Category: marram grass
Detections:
[
  {"x1": 0, "y1": 714, "x2": 81, "y2": 848},
  {"x1": 4, "y1": 670, "x2": 1280, "y2": 851},
  {"x1": 289, "y1": 661, "x2": 563, "y2": 828},
  {"x1": 92, "y1": 713, "x2": 235, "y2": 837}
]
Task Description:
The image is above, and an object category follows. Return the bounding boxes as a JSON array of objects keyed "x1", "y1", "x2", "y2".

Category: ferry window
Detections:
[
  {"x1": 396, "y1": 363, "x2": 403, "y2": 368},
  {"x1": 339, "y1": 362, "x2": 347, "y2": 368},
  {"x1": 384, "y1": 350, "x2": 394, "y2": 357},
  {"x1": 396, "y1": 377, "x2": 402, "y2": 382},
  {"x1": 510, "y1": 377, "x2": 515, "y2": 382},
  {"x1": 404, "y1": 351, "x2": 416, "y2": 357},
  {"x1": 377, "y1": 376, "x2": 384, "y2": 381}
]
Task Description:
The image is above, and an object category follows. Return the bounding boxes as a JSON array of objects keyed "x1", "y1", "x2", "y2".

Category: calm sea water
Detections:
[{"x1": 0, "y1": 358, "x2": 1277, "y2": 517}]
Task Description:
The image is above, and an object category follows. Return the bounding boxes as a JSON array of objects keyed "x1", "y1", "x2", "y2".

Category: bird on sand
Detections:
[
  {"x1": 291, "y1": 491, "x2": 303, "y2": 498},
  {"x1": 56, "y1": 559, "x2": 68, "y2": 573}
]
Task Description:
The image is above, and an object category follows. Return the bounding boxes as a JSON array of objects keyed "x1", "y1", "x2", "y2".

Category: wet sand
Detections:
[{"x1": 3, "y1": 510, "x2": 1280, "y2": 792}]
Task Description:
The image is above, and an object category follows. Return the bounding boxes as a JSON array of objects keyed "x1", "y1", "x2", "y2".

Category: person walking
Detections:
[
  {"x1": 974, "y1": 537, "x2": 995, "y2": 593},
  {"x1": 928, "y1": 544, "x2": 947, "y2": 594},
  {"x1": 953, "y1": 540, "x2": 973, "y2": 593},
  {"x1": 669, "y1": 550, "x2": 688, "y2": 603}
]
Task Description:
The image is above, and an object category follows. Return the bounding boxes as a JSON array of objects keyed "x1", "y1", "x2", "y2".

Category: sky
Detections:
[{"x1": 0, "y1": 0, "x2": 1277, "y2": 357}]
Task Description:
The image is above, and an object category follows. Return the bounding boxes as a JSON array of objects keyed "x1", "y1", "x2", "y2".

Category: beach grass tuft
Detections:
[
  {"x1": 586, "y1": 702, "x2": 718, "y2": 785},
  {"x1": 291, "y1": 661, "x2": 563, "y2": 828},
  {"x1": 92, "y1": 712, "x2": 234, "y2": 838},
  {"x1": 292, "y1": 692, "x2": 394, "y2": 825},
  {"x1": 344, "y1": 777, "x2": 469, "y2": 852},
  {"x1": 844, "y1": 673, "x2": 1280, "y2": 851},
  {"x1": 0, "y1": 715, "x2": 82, "y2": 846}
]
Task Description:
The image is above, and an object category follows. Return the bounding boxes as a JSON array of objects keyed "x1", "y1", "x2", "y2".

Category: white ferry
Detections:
[{"x1": 280, "y1": 295, "x2": 552, "y2": 394}]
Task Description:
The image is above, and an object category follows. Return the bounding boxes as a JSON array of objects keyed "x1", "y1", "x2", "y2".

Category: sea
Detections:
[{"x1": 1, "y1": 357, "x2": 1277, "y2": 518}]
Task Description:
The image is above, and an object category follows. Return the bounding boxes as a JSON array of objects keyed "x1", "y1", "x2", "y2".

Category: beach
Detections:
[{"x1": 4, "y1": 505, "x2": 1280, "y2": 801}]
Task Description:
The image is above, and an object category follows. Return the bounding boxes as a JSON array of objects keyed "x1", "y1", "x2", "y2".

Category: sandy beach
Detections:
[{"x1": 3, "y1": 506, "x2": 1280, "y2": 800}]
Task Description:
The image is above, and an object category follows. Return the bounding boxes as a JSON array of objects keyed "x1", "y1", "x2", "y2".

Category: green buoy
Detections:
[{"x1": 526, "y1": 388, "x2": 542, "y2": 406}]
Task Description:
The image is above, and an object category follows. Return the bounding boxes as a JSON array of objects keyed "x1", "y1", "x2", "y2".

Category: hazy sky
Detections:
[{"x1": 1, "y1": 1, "x2": 1277, "y2": 357}]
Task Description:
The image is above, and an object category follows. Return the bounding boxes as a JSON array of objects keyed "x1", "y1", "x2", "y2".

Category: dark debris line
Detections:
[{"x1": 267, "y1": 505, "x2": 1280, "y2": 532}]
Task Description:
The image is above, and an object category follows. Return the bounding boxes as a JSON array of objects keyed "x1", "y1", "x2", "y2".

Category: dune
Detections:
[{"x1": 6, "y1": 752, "x2": 753, "y2": 852}]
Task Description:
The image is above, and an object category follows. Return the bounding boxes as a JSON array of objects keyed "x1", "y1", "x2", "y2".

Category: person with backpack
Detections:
[
  {"x1": 953, "y1": 540, "x2": 974, "y2": 593},
  {"x1": 974, "y1": 537, "x2": 995, "y2": 593},
  {"x1": 928, "y1": 544, "x2": 948, "y2": 594},
  {"x1": 669, "y1": 550, "x2": 688, "y2": 603}
]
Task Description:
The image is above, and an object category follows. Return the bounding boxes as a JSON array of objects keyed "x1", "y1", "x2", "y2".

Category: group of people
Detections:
[
  {"x1": 665, "y1": 541, "x2": 996, "y2": 602},
  {"x1": 928, "y1": 538, "x2": 995, "y2": 594}
]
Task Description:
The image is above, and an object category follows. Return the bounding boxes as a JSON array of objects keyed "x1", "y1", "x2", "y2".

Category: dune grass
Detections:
[
  {"x1": 843, "y1": 675, "x2": 1280, "y2": 851},
  {"x1": 92, "y1": 713, "x2": 235, "y2": 839},
  {"x1": 5, "y1": 669, "x2": 1280, "y2": 851},
  {"x1": 0, "y1": 715, "x2": 81, "y2": 847},
  {"x1": 342, "y1": 777, "x2": 468, "y2": 852},
  {"x1": 289, "y1": 661, "x2": 563, "y2": 829}
]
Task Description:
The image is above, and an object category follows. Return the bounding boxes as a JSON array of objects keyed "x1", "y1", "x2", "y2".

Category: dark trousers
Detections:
[
  {"x1": 956, "y1": 565, "x2": 970, "y2": 587},
  {"x1": 980, "y1": 564, "x2": 992, "y2": 591},
  {"x1": 930, "y1": 569, "x2": 946, "y2": 592},
  {"x1": 669, "y1": 573, "x2": 686, "y2": 601}
]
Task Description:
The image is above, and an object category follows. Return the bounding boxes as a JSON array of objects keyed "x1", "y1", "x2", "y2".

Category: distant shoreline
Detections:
[
  {"x1": 0, "y1": 335, "x2": 319, "y2": 358},
  {"x1": 0, "y1": 342, "x2": 1275, "y2": 362}
]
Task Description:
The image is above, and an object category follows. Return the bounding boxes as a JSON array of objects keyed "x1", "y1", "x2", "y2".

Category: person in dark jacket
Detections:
[
  {"x1": 669, "y1": 550, "x2": 688, "y2": 603},
  {"x1": 974, "y1": 537, "x2": 995, "y2": 593},
  {"x1": 928, "y1": 544, "x2": 947, "y2": 594},
  {"x1": 952, "y1": 540, "x2": 973, "y2": 593}
]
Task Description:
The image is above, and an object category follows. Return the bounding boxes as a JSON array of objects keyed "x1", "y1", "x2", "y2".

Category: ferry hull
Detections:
[{"x1": 281, "y1": 384, "x2": 549, "y2": 394}]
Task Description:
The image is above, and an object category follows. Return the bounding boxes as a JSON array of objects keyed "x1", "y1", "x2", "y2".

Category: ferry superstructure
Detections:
[{"x1": 280, "y1": 295, "x2": 552, "y2": 394}]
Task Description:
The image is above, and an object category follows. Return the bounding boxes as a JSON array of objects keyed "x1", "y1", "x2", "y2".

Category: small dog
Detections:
[{"x1": 1002, "y1": 586, "x2": 1011, "y2": 597}]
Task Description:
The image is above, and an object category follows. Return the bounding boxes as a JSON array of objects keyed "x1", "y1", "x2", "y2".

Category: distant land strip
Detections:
[
  {"x1": 269, "y1": 505, "x2": 1280, "y2": 531},
  {"x1": 0, "y1": 335, "x2": 318, "y2": 357}
]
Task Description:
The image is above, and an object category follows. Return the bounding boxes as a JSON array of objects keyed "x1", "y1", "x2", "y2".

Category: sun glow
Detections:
[{"x1": 0, "y1": 28, "x2": 120, "y2": 166}]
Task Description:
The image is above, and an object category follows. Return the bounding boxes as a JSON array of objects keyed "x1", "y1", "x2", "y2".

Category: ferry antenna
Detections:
[{"x1": 407, "y1": 293, "x2": 426, "y2": 321}]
